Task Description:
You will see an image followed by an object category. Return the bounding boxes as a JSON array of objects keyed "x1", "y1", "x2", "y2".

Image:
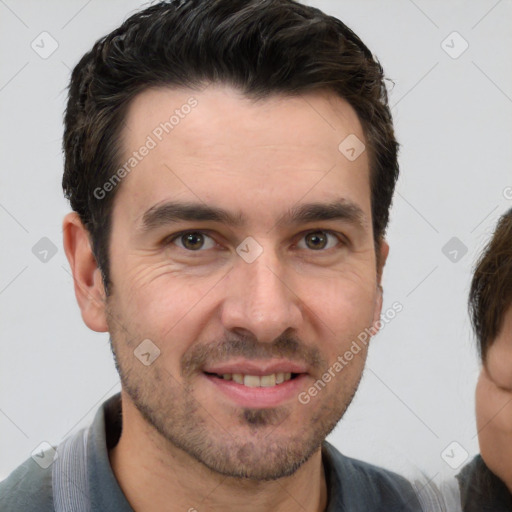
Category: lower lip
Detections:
[{"x1": 203, "y1": 373, "x2": 309, "y2": 408}]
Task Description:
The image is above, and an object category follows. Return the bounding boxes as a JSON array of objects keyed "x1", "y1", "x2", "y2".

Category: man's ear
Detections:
[
  {"x1": 62, "y1": 212, "x2": 108, "y2": 332},
  {"x1": 372, "y1": 239, "x2": 390, "y2": 327}
]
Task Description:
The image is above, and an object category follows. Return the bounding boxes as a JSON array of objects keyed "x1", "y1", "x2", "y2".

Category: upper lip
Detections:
[{"x1": 202, "y1": 359, "x2": 309, "y2": 376}]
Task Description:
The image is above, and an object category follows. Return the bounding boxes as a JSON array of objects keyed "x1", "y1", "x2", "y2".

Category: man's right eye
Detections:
[{"x1": 165, "y1": 231, "x2": 218, "y2": 251}]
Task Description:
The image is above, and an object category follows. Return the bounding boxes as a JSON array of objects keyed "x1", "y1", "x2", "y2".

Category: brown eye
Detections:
[
  {"x1": 298, "y1": 230, "x2": 342, "y2": 251},
  {"x1": 305, "y1": 231, "x2": 327, "y2": 250},
  {"x1": 170, "y1": 231, "x2": 216, "y2": 251}
]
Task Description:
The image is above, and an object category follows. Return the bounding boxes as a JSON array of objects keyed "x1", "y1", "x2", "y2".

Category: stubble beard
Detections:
[{"x1": 106, "y1": 304, "x2": 364, "y2": 481}]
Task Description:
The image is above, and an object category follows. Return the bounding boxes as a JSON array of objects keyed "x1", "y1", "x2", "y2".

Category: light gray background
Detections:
[{"x1": 1, "y1": 0, "x2": 511, "y2": 486}]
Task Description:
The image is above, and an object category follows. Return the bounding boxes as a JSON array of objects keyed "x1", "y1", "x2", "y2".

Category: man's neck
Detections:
[{"x1": 108, "y1": 395, "x2": 328, "y2": 512}]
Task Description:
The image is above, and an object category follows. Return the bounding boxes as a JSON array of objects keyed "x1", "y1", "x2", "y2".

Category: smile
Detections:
[{"x1": 204, "y1": 372, "x2": 297, "y2": 387}]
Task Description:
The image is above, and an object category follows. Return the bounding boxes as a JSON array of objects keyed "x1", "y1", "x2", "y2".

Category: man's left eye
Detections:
[{"x1": 296, "y1": 230, "x2": 343, "y2": 251}]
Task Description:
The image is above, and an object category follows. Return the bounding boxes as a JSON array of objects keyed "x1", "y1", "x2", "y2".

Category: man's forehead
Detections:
[
  {"x1": 114, "y1": 85, "x2": 372, "y2": 229},
  {"x1": 121, "y1": 84, "x2": 366, "y2": 148}
]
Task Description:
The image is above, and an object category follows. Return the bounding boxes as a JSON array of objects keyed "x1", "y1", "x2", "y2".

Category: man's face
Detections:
[{"x1": 104, "y1": 85, "x2": 386, "y2": 480}]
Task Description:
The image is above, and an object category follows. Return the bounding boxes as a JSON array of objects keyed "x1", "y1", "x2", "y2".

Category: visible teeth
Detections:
[
  {"x1": 243, "y1": 375, "x2": 261, "y2": 387},
  {"x1": 220, "y1": 372, "x2": 294, "y2": 387},
  {"x1": 232, "y1": 373, "x2": 244, "y2": 384},
  {"x1": 260, "y1": 374, "x2": 276, "y2": 387}
]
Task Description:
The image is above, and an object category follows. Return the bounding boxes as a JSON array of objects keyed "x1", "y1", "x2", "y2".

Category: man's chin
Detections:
[{"x1": 181, "y1": 435, "x2": 322, "y2": 481}]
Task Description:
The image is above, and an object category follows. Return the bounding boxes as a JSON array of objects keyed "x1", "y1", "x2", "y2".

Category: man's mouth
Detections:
[
  {"x1": 203, "y1": 372, "x2": 300, "y2": 388},
  {"x1": 201, "y1": 360, "x2": 309, "y2": 407}
]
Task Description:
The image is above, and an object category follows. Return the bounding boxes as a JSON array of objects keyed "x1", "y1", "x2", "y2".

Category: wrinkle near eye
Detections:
[{"x1": 126, "y1": 260, "x2": 186, "y2": 294}]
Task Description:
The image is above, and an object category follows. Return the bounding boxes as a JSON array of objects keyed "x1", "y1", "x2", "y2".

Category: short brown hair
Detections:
[
  {"x1": 62, "y1": 0, "x2": 399, "y2": 295},
  {"x1": 469, "y1": 208, "x2": 512, "y2": 361}
]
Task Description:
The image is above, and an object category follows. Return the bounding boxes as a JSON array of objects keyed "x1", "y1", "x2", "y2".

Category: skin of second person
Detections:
[{"x1": 476, "y1": 306, "x2": 512, "y2": 494}]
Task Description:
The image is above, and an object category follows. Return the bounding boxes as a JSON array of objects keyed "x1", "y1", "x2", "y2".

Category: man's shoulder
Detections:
[
  {"x1": 0, "y1": 454, "x2": 54, "y2": 511},
  {"x1": 339, "y1": 454, "x2": 421, "y2": 507},
  {"x1": 339, "y1": 451, "x2": 414, "y2": 489},
  {"x1": 323, "y1": 441, "x2": 422, "y2": 511}
]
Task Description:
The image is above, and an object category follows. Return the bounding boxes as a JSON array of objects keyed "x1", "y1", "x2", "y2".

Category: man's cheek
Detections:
[
  {"x1": 122, "y1": 272, "x2": 196, "y2": 316},
  {"x1": 304, "y1": 271, "x2": 375, "y2": 312}
]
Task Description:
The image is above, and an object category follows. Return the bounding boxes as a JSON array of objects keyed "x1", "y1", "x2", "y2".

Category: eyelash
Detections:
[{"x1": 164, "y1": 229, "x2": 347, "y2": 253}]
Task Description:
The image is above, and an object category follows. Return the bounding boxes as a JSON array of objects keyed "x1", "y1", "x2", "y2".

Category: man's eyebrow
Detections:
[
  {"x1": 139, "y1": 201, "x2": 244, "y2": 232},
  {"x1": 281, "y1": 200, "x2": 367, "y2": 230},
  {"x1": 138, "y1": 198, "x2": 367, "y2": 233}
]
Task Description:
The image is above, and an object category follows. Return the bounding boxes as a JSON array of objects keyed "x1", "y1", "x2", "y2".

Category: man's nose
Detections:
[{"x1": 219, "y1": 248, "x2": 303, "y2": 344}]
